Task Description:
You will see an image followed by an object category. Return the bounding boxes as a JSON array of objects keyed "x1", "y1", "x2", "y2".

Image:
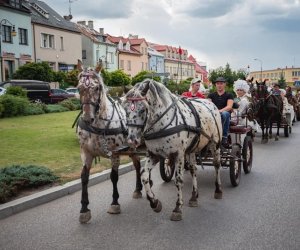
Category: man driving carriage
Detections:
[
  {"x1": 182, "y1": 78, "x2": 206, "y2": 98},
  {"x1": 208, "y1": 77, "x2": 234, "y2": 148}
]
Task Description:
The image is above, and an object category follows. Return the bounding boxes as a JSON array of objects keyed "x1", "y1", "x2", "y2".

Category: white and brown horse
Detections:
[
  {"x1": 123, "y1": 79, "x2": 223, "y2": 221},
  {"x1": 76, "y1": 60, "x2": 142, "y2": 223}
]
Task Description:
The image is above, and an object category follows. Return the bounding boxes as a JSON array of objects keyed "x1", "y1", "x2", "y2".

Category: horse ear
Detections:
[
  {"x1": 255, "y1": 80, "x2": 258, "y2": 84},
  {"x1": 263, "y1": 79, "x2": 267, "y2": 84},
  {"x1": 141, "y1": 80, "x2": 150, "y2": 96},
  {"x1": 77, "y1": 59, "x2": 83, "y2": 72},
  {"x1": 95, "y1": 59, "x2": 103, "y2": 73},
  {"x1": 251, "y1": 77, "x2": 254, "y2": 82}
]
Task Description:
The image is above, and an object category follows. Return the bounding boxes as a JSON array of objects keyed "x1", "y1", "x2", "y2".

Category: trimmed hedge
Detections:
[
  {"x1": 0, "y1": 165, "x2": 58, "y2": 203},
  {"x1": 0, "y1": 94, "x2": 30, "y2": 117}
]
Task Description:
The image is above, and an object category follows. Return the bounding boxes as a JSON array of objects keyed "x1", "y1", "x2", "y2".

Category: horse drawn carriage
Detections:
[
  {"x1": 159, "y1": 113, "x2": 254, "y2": 187},
  {"x1": 75, "y1": 60, "x2": 255, "y2": 222}
]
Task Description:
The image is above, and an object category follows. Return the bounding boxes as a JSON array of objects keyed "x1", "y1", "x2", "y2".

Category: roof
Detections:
[
  {"x1": 23, "y1": 0, "x2": 79, "y2": 33},
  {"x1": 106, "y1": 35, "x2": 143, "y2": 55}
]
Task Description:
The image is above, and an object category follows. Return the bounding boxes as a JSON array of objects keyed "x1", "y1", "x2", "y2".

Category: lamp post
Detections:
[
  {"x1": 0, "y1": 19, "x2": 17, "y2": 81},
  {"x1": 254, "y1": 58, "x2": 263, "y2": 82}
]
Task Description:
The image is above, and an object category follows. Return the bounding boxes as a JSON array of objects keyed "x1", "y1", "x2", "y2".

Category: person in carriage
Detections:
[
  {"x1": 232, "y1": 79, "x2": 259, "y2": 132},
  {"x1": 271, "y1": 83, "x2": 281, "y2": 96},
  {"x1": 280, "y1": 88, "x2": 295, "y2": 126},
  {"x1": 181, "y1": 77, "x2": 206, "y2": 99},
  {"x1": 208, "y1": 77, "x2": 234, "y2": 148}
]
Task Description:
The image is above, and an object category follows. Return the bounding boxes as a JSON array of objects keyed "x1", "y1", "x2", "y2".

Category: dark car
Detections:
[
  {"x1": 0, "y1": 80, "x2": 51, "y2": 103},
  {"x1": 49, "y1": 88, "x2": 75, "y2": 104}
]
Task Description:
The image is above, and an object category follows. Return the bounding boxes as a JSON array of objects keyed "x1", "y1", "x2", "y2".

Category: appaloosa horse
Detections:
[
  {"x1": 123, "y1": 79, "x2": 223, "y2": 221},
  {"x1": 76, "y1": 60, "x2": 142, "y2": 223},
  {"x1": 251, "y1": 80, "x2": 283, "y2": 143}
]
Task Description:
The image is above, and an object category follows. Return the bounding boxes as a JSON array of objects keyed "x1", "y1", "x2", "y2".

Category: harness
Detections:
[{"x1": 76, "y1": 96, "x2": 128, "y2": 137}]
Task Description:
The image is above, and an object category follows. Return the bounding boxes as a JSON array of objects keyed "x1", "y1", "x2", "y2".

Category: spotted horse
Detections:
[
  {"x1": 76, "y1": 60, "x2": 143, "y2": 223},
  {"x1": 122, "y1": 79, "x2": 223, "y2": 221}
]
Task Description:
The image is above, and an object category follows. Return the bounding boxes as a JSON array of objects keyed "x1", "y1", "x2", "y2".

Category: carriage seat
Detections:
[{"x1": 229, "y1": 125, "x2": 252, "y2": 134}]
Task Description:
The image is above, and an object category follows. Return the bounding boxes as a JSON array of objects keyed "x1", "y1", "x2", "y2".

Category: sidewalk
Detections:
[{"x1": 0, "y1": 160, "x2": 144, "y2": 220}]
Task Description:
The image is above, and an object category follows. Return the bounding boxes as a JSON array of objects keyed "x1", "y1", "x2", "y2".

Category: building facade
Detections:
[
  {"x1": 0, "y1": 0, "x2": 32, "y2": 81},
  {"x1": 249, "y1": 67, "x2": 300, "y2": 86}
]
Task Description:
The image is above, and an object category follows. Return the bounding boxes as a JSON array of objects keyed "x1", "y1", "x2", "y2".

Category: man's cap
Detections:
[
  {"x1": 273, "y1": 83, "x2": 280, "y2": 87},
  {"x1": 214, "y1": 77, "x2": 226, "y2": 83},
  {"x1": 191, "y1": 77, "x2": 202, "y2": 84}
]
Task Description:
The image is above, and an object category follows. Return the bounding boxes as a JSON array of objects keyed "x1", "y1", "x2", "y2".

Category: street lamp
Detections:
[
  {"x1": 0, "y1": 19, "x2": 17, "y2": 81},
  {"x1": 254, "y1": 58, "x2": 263, "y2": 82}
]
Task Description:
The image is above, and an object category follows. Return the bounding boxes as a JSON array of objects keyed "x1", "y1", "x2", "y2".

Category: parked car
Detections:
[
  {"x1": 0, "y1": 80, "x2": 51, "y2": 103},
  {"x1": 65, "y1": 87, "x2": 79, "y2": 99},
  {"x1": 49, "y1": 88, "x2": 75, "y2": 104},
  {"x1": 0, "y1": 86, "x2": 6, "y2": 96}
]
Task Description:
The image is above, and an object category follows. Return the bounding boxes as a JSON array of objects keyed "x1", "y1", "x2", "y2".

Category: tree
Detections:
[
  {"x1": 278, "y1": 72, "x2": 286, "y2": 89},
  {"x1": 13, "y1": 62, "x2": 55, "y2": 82},
  {"x1": 109, "y1": 70, "x2": 131, "y2": 86},
  {"x1": 131, "y1": 71, "x2": 161, "y2": 85}
]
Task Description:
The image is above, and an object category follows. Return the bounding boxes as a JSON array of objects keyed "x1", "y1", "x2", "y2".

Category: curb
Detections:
[{"x1": 0, "y1": 160, "x2": 145, "y2": 220}]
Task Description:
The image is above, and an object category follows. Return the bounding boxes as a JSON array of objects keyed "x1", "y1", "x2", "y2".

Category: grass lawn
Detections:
[{"x1": 0, "y1": 111, "x2": 131, "y2": 183}]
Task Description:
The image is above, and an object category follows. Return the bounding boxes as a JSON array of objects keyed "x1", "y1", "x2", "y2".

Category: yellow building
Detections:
[{"x1": 249, "y1": 67, "x2": 300, "y2": 86}]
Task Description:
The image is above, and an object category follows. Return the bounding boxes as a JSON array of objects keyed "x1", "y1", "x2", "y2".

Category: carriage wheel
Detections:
[
  {"x1": 284, "y1": 125, "x2": 289, "y2": 137},
  {"x1": 229, "y1": 145, "x2": 242, "y2": 187},
  {"x1": 159, "y1": 157, "x2": 175, "y2": 182},
  {"x1": 242, "y1": 136, "x2": 253, "y2": 174}
]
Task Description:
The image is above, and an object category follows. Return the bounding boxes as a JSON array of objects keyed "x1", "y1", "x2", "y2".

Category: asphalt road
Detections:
[{"x1": 0, "y1": 124, "x2": 299, "y2": 250}]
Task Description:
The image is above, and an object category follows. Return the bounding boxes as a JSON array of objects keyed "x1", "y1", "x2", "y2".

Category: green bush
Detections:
[
  {"x1": 167, "y1": 82, "x2": 190, "y2": 94},
  {"x1": 0, "y1": 102, "x2": 4, "y2": 117},
  {"x1": 5, "y1": 86, "x2": 27, "y2": 98},
  {"x1": 131, "y1": 71, "x2": 161, "y2": 85},
  {"x1": 60, "y1": 98, "x2": 80, "y2": 111},
  {"x1": 108, "y1": 86, "x2": 125, "y2": 97},
  {"x1": 13, "y1": 62, "x2": 54, "y2": 82},
  {"x1": 110, "y1": 70, "x2": 131, "y2": 86},
  {"x1": 0, "y1": 94, "x2": 30, "y2": 117},
  {"x1": 0, "y1": 165, "x2": 58, "y2": 203},
  {"x1": 24, "y1": 103, "x2": 46, "y2": 116},
  {"x1": 45, "y1": 104, "x2": 69, "y2": 113}
]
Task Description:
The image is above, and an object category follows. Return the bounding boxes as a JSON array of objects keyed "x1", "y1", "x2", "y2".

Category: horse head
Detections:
[
  {"x1": 122, "y1": 81, "x2": 150, "y2": 147},
  {"x1": 254, "y1": 80, "x2": 269, "y2": 100},
  {"x1": 77, "y1": 59, "x2": 106, "y2": 123}
]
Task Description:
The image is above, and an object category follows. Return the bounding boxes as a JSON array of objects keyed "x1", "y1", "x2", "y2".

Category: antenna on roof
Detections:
[{"x1": 69, "y1": 0, "x2": 78, "y2": 16}]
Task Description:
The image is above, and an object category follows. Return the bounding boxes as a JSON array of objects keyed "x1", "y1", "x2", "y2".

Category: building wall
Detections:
[
  {"x1": 0, "y1": 8, "x2": 32, "y2": 80},
  {"x1": 149, "y1": 54, "x2": 164, "y2": 73},
  {"x1": 94, "y1": 42, "x2": 117, "y2": 72},
  {"x1": 118, "y1": 52, "x2": 141, "y2": 77},
  {"x1": 249, "y1": 67, "x2": 300, "y2": 85},
  {"x1": 165, "y1": 60, "x2": 194, "y2": 82},
  {"x1": 33, "y1": 24, "x2": 81, "y2": 71}
]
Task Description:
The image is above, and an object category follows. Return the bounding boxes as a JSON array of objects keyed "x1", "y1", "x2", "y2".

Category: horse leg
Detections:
[
  {"x1": 275, "y1": 118, "x2": 280, "y2": 141},
  {"x1": 188, "y1": 154, "x2": 198, "y2": 207},
  {"x1": 141, "y1": 157, "x2": 162, "y2": 213},
  {"x1": 261, "y1": 122, "x2": 266, "y2": 144},
  {"x1": 213, "y1": 147, "x2": 223, "y2": 199},
  {"x1": 170, "y1": 155, "x2": 185, "y2": 221},
  {"x1": 79, "y1": 154, "x2": 93, "y2": 223},
  {"x1": 129, "y1": 154, "x2": 143, "y2": 199},
  {"x1": 107, "y1": 155, "x2": 121, "y2": 214}
]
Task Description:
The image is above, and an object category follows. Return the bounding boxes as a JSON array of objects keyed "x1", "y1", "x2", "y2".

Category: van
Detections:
[{"x1": 0, "y1": 80, "x2": 51, "y2": 103}]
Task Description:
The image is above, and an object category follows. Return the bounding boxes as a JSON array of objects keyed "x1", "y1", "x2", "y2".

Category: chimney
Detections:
[
  {"x1": 88, "y1": 21, "x2": 93, "y2": 29},
  {"x1": 99, "y1": 28, "x2": 104, "y2": 35},
  {"x1": 77, "y1": 21, "x2": 86, "y2": 26}
]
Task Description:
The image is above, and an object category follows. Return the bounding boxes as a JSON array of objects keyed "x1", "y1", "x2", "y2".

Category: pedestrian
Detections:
[
  {"x1": 182, "y1": 78, "x2": 205, "y2": 98},
  {"x1": 207, "y1": 77, "x2": 233, "y2": 148}
]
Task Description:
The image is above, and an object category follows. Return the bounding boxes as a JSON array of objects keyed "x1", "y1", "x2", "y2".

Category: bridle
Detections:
[{"x1": 126, "y1": 97, "x2": 148, "y2": 129}]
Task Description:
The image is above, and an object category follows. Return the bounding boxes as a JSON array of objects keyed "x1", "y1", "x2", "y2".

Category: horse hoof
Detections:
[
  {"x1": 170, "y1": 212, "x2": 182, "y2": 221},
  {"x1": 214, "y1": 192, "x2": 223, "y2": 199},
  {"x1": 153, "y1": 200, "x2": 162, "y2": 213},
  {"x1": 107, "y1": 205, "x2": 121, "y2": 214},
  {"x1": 132, "y1": 190, "x2": 142, "y2": 199},
  {"x1": 79, "y1": 210, "x2": 91, "y2": 224},
  {"x1": 188, "y1": 199, "x2": 198, "y2": 207},
  {"x1": 275, "y1": 137, "x2": 279, "y2": 141}
]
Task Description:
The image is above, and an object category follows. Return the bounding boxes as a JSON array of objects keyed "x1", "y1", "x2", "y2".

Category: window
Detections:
[
  {"x1": 60, "y1": 36, "x2": 64, "y2": 51},
  {"x1": 41, "y1": 33, "x2": 55, "y2": 49},
  {"x1": 82, "y1": 50, "x2": 86, "y2": 59},
  {"x1": 107, "y1": 52, "x2": 114, "y2": 64},
  {"x1": 2, "y1": 25, "x2": 13, "y2": 43},
  {"x1": 19, "y1": 28, "x2": 28, "y2": 45},
  {"x1": 120, "y1": 60, "x2": 124, "y2": 69},
  {"x1": 127, "y1": 60, "x2": 131, "y2": 71},
  {"x1": 9, "y1": 0, "x2": 20, "y2": 8}
]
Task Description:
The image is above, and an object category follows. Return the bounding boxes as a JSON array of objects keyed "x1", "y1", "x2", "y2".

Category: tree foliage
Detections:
[
  {"x1": 131, "y1": 70, "x2": 161, "y2": 85},
  {"x1": 208, "y1": 63, "x2": 248, "y2": 88},
  {"x1": 278, "y1": 72, "x2": 286, "y2": 89},
  {"x1": 13, "y1": 62, "x2": 55, "y2": 82},
  {"x1": 109, "y1": 70, "x2": 131, "y2": 86}
]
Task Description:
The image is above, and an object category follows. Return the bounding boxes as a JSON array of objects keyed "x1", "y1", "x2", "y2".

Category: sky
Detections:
[{"x1": 46, "y1": 0, "x2": 300, "y2": 72}]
